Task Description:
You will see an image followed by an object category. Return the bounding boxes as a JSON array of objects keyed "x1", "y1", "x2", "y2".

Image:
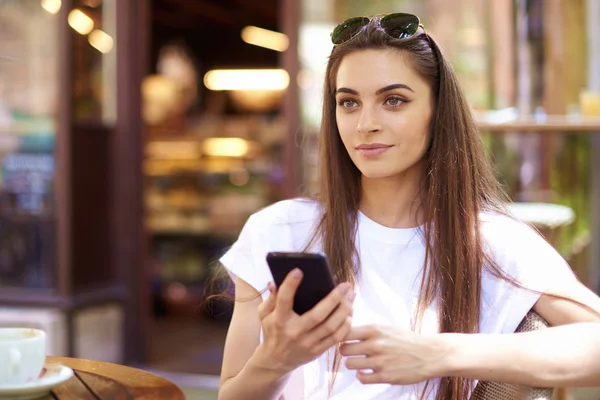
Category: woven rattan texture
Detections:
[{"x1": 469, "y1": 311, "x2": 554, "y2": 400}]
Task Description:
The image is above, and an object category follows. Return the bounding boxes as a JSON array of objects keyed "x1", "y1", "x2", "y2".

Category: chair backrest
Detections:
[{"x1": 469, "y1": 311, "x2": 554, "y2": 400}]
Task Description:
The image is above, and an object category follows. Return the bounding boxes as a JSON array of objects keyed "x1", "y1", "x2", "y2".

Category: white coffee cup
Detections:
[{"x1": 0, "y1": 328, "x2": 46, "y2": 386}]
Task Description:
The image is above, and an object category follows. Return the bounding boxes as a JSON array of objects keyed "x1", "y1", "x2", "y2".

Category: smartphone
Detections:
[{"x1": 266, "y1": 252, "x2": 336, "y2": 315}]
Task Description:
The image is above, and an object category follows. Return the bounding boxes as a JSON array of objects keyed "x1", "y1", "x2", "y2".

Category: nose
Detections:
[{"x1": 357, "y1": 106, "x2": 382, "y2": 134}]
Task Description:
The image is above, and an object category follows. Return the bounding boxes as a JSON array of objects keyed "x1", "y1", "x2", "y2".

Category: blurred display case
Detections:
[
  {"x1": 140, "y1": 30, "x2": 291, "y2": 319},
  {"x1": 144, "y1": 114, "x2": 287, "y2": 319}
]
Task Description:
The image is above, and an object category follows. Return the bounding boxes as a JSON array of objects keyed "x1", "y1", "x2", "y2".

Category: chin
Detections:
[
  {"x1": 358, "y1": 167, "x2": 404, "y2": 180},
  {"x1": 355, "y1": 156, "x2": 425, "y2": 180}
]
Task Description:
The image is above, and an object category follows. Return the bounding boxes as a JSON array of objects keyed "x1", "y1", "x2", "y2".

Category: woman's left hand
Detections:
[{"x1": 340, "y1": 325, "x2": 449, "y2": 385}]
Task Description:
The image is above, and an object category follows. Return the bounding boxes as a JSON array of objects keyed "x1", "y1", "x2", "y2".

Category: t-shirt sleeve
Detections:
[
  {"x1": 480, "y1": 217, "x2": 578, "y2": 334},
  {"x1": 219, "y1": 214, "x2": 272, "y2": 295}
]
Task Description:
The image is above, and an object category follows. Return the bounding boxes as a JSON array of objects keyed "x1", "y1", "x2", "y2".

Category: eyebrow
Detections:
[{"x1": 335, "y1": 83, "x2": 415, "y2": 96}]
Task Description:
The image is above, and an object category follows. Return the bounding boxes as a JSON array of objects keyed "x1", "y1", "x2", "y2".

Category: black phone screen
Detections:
[{"x1": 266, "y1": 252, "x2": 336, "y2": 315}]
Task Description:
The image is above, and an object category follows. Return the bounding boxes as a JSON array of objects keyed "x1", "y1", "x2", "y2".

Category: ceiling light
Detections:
[
  {"x1": 241, "y1": 26, "x2": 289, "y2": 52},
  {"x1": 88, "y1": 29, "x2": 114, "y2": 53},
  {"x1": 41, "y1": 0, "x2": 61, "y2": 14},
  {"x1": 68, "y1": 9, "x2": 94, "y2": 35}
]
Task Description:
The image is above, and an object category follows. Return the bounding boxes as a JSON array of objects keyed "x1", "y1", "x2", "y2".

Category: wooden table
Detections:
[{"x1": 45, "y1": 356, "x2": 185, "y2": 400}]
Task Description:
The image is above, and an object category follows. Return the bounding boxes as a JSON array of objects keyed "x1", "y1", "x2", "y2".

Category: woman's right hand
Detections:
[{"x1": 255, "y1": 268, "x2": 355, "y2": 374}]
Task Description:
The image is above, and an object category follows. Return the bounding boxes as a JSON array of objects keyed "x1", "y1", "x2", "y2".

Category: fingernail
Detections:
[
  {"x1": 347, "y1": 292, "x2": 356, "y2": 302},
  {"x1": 338, "y1": 282, "x2": 351, "y2": 294},
  {"x1": 268, "y1": 282, "x2": 275, "y2": 292},
  {"x1": 291, "y1": 268, "x2": 302, "y2": 279}
]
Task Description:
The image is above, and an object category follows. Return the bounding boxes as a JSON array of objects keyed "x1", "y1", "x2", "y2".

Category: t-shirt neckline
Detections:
[{"x1": 357, "y1": 210, "x2": 423, "y2": 244}]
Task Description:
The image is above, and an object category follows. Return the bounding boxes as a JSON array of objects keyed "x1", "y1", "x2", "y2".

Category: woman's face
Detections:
[{"x1": 335, "y1": 48, "x2": 433, "y2": 180}]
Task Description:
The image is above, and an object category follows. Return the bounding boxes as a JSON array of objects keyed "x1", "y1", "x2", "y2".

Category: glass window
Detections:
[
  {"x1": 0, "y1": 0, "x2": 59, "y2": 289},
  {"x1": 71, "y1": 0, "x2": 117, "y2": 124}
]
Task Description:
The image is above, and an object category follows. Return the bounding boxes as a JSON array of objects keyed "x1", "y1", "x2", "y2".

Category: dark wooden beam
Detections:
[
  {"x1": 279, "y1": 0, "x2": 300, "y2": 197},
  {"x1": 230, "y1": 0, "x2": 279, "y2": 28},
  {"x1": 152, "y1": 9, "x2": 220, "y2": 29},
  {"x1": 115, "y1": 0, "x2": 150, "y2": 366},
  {"x1": 168, "y1": 0, "x2": 236, "y2": 26}
]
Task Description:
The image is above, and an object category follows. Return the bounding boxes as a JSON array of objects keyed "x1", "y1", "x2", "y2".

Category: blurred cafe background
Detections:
[{"x1": 0, "y1": 0, "x2": 599, "y2": 398}]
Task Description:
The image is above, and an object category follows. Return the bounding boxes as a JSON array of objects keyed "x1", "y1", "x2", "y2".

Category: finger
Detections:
[
  {"x1": 257, "y1": 282, "x2": 278, "y2": 319},
  {"x1": 344, "y1": 325, "x2": 376, "y2": 342},
  {"x1": 339, "y1": 340, "x2": 372, "y2": 357},
  {"x1": 299, "y1": 282, "x2": 351, "y2": 330},
  {"x1": 347, "y1": 292, "x2": 357, "y2": 316},
  {"x1": 310, "y1": 293, "x2": 354, "y2": 342},
  {"x1": 345, "y1": 356, "x2": 375, "y2": 371},
  {"x1": 268, "y1": 281, "x2": 277, "y2": 294},
  {"x1": 315, "y1": 315, "x2": 353, "y2": 354},
  {"x1": 274, "y1": 268, "x2": 303, "y2": 318},
  {"x1": 349, "y1": 291, "x2": 357, "y2": 304},
  {"x1": 356, "y1": 371, "x2": 388, "y2": 385},
  {"x1": 257, "y1": 287, "x2": 277, "y2": 321}
]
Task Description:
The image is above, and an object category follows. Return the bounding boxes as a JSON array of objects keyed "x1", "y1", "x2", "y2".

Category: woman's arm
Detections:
[
  {"x1": 442, "y1": 233, "x2": 600, "y2": 386},
  {"x1": 444, "y1": 275, "x2": 600, "y2": 386},
  {"x1": 341, "y1": 321, "x2": 600, "y2": 386},
  {"x1": 218, "y1": 278, "x2": 290, "y2": 400},
  {"x1": 342, "y1": 279, "x2": 600, "y2": 386},
  {"x1": 220, "y1": 271, "x2": 355, "y2": 399},
  {"x1": 441, "y1": 322, "x2": 600, "y2": 386}
]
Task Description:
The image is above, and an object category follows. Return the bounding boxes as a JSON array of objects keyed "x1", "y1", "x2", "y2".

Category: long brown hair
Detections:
[{"x1": 308, "y1": 22, "x2": 514, "y2": 400}]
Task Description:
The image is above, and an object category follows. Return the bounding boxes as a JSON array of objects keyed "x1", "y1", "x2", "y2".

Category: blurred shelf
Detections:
[
  {"x1": 147, "y1": 222, "x2": 240, "y2": 240},
  {"x1": 144, "y1": 117, "x2": 283, "y2": 321}
]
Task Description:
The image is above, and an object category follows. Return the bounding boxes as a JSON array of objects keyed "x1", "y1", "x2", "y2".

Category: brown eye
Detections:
[
  {"x1": 385, "y1": 96, "x2": 405, "y2": 107},
  {"x1": 338, "y1": 99, "x2": 358, "y2": 108}
]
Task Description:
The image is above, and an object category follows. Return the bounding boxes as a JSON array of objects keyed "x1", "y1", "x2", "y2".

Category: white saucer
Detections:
[{"x1": 0, "y1": 363, "x2": 74, "y2": 400}]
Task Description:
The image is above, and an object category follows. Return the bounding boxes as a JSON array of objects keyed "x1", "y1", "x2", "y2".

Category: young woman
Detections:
[{"x1": 217, "y1": 13, "x2": 600, "y2": 400}]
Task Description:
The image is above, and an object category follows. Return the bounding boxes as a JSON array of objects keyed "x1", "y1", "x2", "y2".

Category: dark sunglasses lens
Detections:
[
  {"x1": 331, "y1": 17, "x2": 370, "y2": 44},
  {"x1": 380, "y1": 13, "x2": 420, "y2": 39}
]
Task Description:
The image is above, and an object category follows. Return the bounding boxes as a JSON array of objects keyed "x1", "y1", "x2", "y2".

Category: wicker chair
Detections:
[{"x1": 470, "y1": 311, "x2": 555, "y2": 400}]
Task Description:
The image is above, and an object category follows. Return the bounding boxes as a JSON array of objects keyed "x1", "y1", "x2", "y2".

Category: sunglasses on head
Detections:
[{"x1": 330, "y1": 13, "x2": 424, "y2": 46}]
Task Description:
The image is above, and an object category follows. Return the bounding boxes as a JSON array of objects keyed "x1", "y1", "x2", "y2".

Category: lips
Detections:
[
  {"x1": 355, "y1": 143, "x2": 393, "y2": 158},
  {"x1": 356, "y1": 143, "x2": 392, "y2": 150}
]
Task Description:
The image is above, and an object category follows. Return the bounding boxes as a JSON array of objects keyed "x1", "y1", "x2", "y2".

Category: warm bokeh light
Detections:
[
  {"x1": 146, "y1": 141, "x2": 200, "y2": 160},
  {"x1": 202, "y1": 138, "x2": 249, "y2": 158},
  {"x1": 203, "y1": 69, "x2": 289, "y2": 91},
  {"x1": 68, "y1": 9, "x2": 94, "y2": 35},
  {"x1": 241, "y1": 26, "x2": 289, "y2": 52},
  {"x1": 41, "y1": 0, "x2": 61, "y2": 14},
  {"x1": 581, "y1": 90, "x2": 600, "y2": 116},
  {"x1": 229, "y1": 167, "x2": 250, "y2": 186},
  {"x1": 88, "y1": 29, "x2": 114, "y2": 53}
]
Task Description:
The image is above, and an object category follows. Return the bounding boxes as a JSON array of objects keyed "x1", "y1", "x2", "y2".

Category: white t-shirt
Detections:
[{"x1": 219, "y1": 198, "x2": 576, "y2": 400}]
